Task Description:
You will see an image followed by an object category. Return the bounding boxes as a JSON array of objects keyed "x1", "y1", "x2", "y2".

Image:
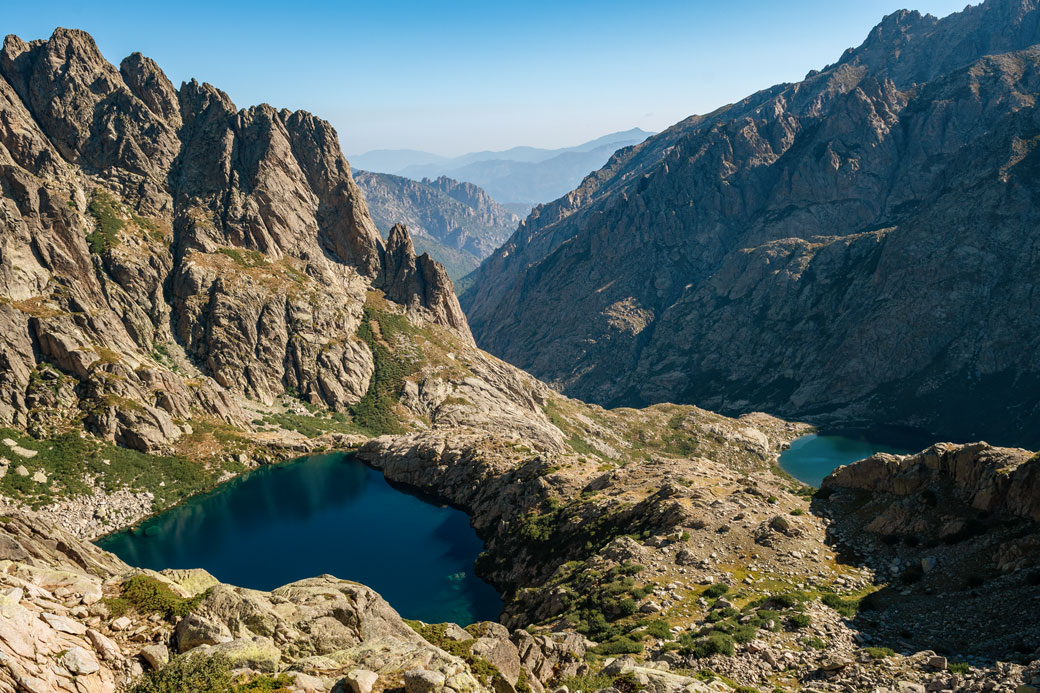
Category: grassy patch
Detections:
[
  {"x1": 0, "y1": 427, "x2": 222, "y2": 509},
  {"x1": 350, "y1": 306, "x2": 420, "y2": 435},
  {"x1": 864, "y1": 646, "x2": 895, "y2": 659},
  {"x1": 86, "y1": 190, "x2": 124, "y2": 254},
  {"x1": 261, "y1": 411, "x2": 361, "y2": 438},
  {"x1": 104, "y1": 575, "x2": 208, "y2": 622},
  {"x1": 127, "y1": 653, "x2": 293, "y2": 693},
  {"x1": 217, "y1": 247, "x2": 267, "y2": 268},
  {"x1": 543, "y1": 400, "x2": 604, "y2": 459}
]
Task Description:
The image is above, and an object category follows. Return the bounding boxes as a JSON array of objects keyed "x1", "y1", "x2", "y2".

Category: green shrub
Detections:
[
  {"x1": 864, "y1": 646, "x2": 895, "y2": 659},
  {"x1": 804, "y1": 637, "x2": 828, "y2": 650},
  {"x1": 592, "y1": 635, "x2": 644, "y2": 655},
  {"x1": 611, "y1": 672, "x2": 648, "y2": 693},
  {"x1": 948, "y1": 662, "x2": 970, "y2": 674},
  {"x1": 789, "y1": 507, "x2": 805, "y2": 516},
  {"x1": 644, "y1": 619, "x2": 672, "y2": 640},
  {"x1": 559, "y1": 673, "x2": 613, "y2": 693},
  {"x1": 128, "y1": 653, "x2": 292, "y2": 692},
  {"x1": 755, "y1": 609, "x2": 782, "y2": 628},
  {"x1": 706, "y1": 606, "x2": 738, "y2": 622},
  {"x1": 787, "y1": 613, "x2": 811, "y2": 630},
  {"x1": 730, "y1": 624, "x2": 758, "y2": 644},
  {"x1": 679, "y1": 632, "x2": 735, "y2": 657},
  {"x1": 821, "y1": 592, "x2": 859, "y2": 618},
  {"x1": 770, "y1": 592, "x2": 804, "y2": 609},
  {"x1": 704, "y1": 583, "x2": 729, "y2": 599},
  {"x1": 103, "y1": 575, "x2": 207, "y2": 622}
]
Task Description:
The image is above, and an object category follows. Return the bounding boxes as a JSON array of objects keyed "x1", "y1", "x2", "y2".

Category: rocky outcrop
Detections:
[
  {"x1": 823, "y1": 442, "x2": 1040, "y2": 523},
  {"x1": 383, "y1": 224, "x2": 473, "y2": 340},
  {"x1": 354, "y1": 171, "x2": 518, "y2": 280},
  {"x1": 0, "y1": 27, "x2": 469, "y2": 450},
  {"x1": 817, "y1": 443, "x2": 1040, "y2": 657},
  {"x1": 461, "y1": 0, "x2": 1040, "y2": 448}
]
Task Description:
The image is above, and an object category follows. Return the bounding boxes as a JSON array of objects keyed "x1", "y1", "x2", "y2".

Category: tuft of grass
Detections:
[
  {"x1": 864, "y1": 646, "x2": 895, "y2": 659},
  {"x1": 948, "y1": 662, "x2": 970, "y2": 674}
]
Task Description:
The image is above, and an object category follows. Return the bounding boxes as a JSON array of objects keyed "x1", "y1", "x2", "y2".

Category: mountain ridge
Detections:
[{"x1": 461, "y1": 0, "x2": 1040, "y2": 448}]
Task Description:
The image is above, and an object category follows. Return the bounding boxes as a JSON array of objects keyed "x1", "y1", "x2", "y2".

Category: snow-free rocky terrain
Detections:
[{"x1": 0, "y1": 16, "x2": 1036, "y2": 693}]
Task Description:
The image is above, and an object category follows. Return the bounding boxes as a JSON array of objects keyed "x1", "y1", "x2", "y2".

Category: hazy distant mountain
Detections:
[
  {"x1": 354, "y1": 171, "x2": 519, "y2": 282},
  {"x1": 349, "y1": 149, "x2": 449, "y2": 174},
  {"x1": 351, "y1": 128, "x2": 654, "y2": 206}
]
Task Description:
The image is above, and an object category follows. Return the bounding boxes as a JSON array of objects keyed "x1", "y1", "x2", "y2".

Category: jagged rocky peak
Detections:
[
  {"x1": 0, "y1": 27, "x2": 469, "y2": 451},
  {"x1": 383, "y1": 223, "x2": 473, "y2": 340}
]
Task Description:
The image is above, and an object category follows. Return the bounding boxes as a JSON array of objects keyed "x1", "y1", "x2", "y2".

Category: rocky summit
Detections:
[
  {"x1": 461, "y1": 0, "x2": 1040, "y2": 449},
  {"x1": 0, "y1": 10, "x2": 1037, "y2": 693}
]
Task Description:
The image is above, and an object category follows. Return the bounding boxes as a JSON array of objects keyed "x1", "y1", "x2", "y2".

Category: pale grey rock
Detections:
[
  {"x1": 60, "y1": 645, "x2": 100, "y2": 675},
  {"x1": 139, "y1": 643, "x2": 170, "y2": 670},
  {"x1": 345, "y1": 668, "x2": 379, "y2": 693}
]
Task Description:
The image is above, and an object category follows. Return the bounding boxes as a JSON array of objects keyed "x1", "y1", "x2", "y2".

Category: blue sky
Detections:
[{"x1": 5, "y1": 0, "x2": 973, "y2": 156}]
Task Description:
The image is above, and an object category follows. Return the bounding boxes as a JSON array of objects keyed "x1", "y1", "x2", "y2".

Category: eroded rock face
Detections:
[
  {"x1": 0, "y1": 27, "x2": 467, "y2": 450},
  {"x1": 461, "y1": 0, "x2": 1040, "y2": 447}
]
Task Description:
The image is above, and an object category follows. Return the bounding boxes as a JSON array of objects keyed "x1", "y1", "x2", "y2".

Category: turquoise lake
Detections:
[
  {"x1": 96, "y1": 453, "x2": 501, "y2": 625},
  {"x1": 778, "y1": 432, "x2": 922, "y2": 487}
]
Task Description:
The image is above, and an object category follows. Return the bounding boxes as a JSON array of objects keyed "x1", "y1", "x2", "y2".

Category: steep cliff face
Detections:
[
  {"x1": 0, "y1": 28, "x2": 466, "y2": 451},
  {"x1": 354, "y1": 171, "x2": 518, "y2": 280},
  {"x1": 462, "y1": 0, "x2": 1040, "y2": 447}
]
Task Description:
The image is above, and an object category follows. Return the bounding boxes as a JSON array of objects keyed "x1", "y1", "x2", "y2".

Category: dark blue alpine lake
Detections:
[
  {"x1": 96, "y1": 452, "x2": 501, "y2": 625},
  {"x1": 778, "y1": 431, "x2": 925, "y2": 487}
]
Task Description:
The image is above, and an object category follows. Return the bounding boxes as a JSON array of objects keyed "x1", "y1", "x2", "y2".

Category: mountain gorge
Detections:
[
  {"x1": 461, "y1": 0, "x2": 1040, "y2": 448},
  {"x1": 354, "y1": 171, "x2": 519, "y2": 280}
]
